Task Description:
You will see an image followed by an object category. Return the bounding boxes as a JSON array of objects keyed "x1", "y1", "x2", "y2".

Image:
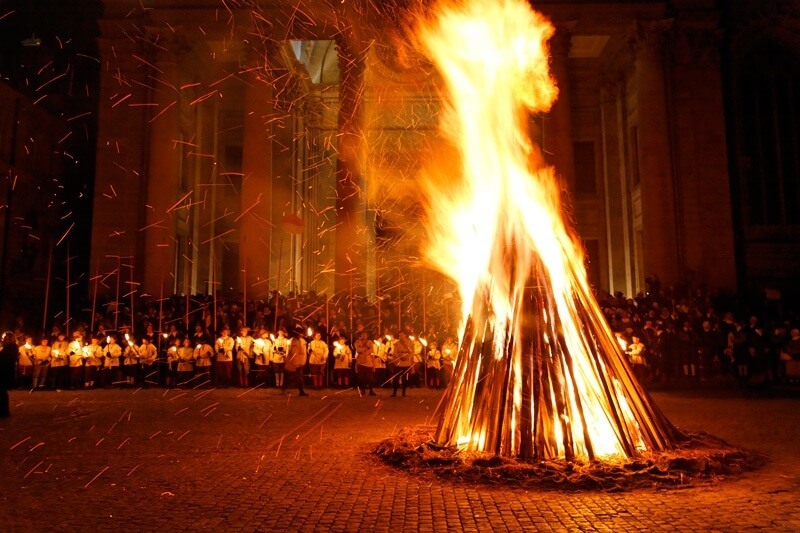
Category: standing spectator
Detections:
[
  {"x1": 252, "y1": 330, "x2": 272, "y2": 386},
  {"x1": 30, "y1": 337, "x2": 51, "y2": 390},
  {"x1": 103, "y1": 335, "x2": 122, "y2": 387},
  {"x1": 308, "y1": 332, "x2": 328, "y2": 390},
  {"x1": 68, "y1": 333, "x2": 85, "y2": 389},
  {"x1": 0, "y1": 332, "x2": 18, "y2": 417},
  {"x1": 84, "y1": 336, "x2": 104, "y2": 389},
  {"x1": 17, "y1": 337, "x2": 34, "y2": 389},
  {"x1": 122, "y1": 336, "x2": 139, "y2": 386},
  {"x1": 271, "y1": 329, "x2": 288, "y2": 388},
  {"x1": 333, "y1": 336, "x2": 352, "y2": 388},
  {"x1": 391, "y1": 331, "x2": 415, "y2": 397},
  {"x1": 729, "y1": 322, "x2": 750, "y2": 387},
  {"x1": 214, "y1": 328, "x2": 234, "y2": 388},
  {"x1": 354, "y1": 331, "x2": 376, "y2": 396},
  {"x1": 678, "y1": 321, "x2": 698, "y2": 381},
  {"x1": 177, "y1": 338, "x2": 195, "y2": 386},
  {"x1": 373, "y1": 338, "x2": 389, "y2": 388},
  {"x1": 138, "y1": 336, "x2": 158, "y2": 386},
  {"x1": 426, "y1": 341, "x2": 442, "y2": 388},
  {"x1": 285, "y1": 328, "x2": 308, "y2": 396},
  {"x1": 50, "y1": 332, "x2": 69, "y2": 389},
  {"x1": 626, "y1": 335, "x2": 647, "y2": 382},
  {"x1": 235, "y1": 327, "x2": 253, "y2": 388},
  {"x1": 441, "y1": 336, "x2": 458, "y2": 388},
  {"x1": 193, "y1": 340, "x2": 214, "y2": 386},
  {"x1": 696, "y1": 320, "x2": 721, "y2": 381}
]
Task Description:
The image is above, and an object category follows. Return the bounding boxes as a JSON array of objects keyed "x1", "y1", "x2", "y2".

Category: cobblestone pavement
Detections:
[{"x1": 1, "y1": 385, "x2": 798, "y2": 532}]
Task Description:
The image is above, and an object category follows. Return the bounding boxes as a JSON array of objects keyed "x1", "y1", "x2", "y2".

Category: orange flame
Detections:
[{"x1": 416, "y1": 0, "x2": 675, "y2": 460}]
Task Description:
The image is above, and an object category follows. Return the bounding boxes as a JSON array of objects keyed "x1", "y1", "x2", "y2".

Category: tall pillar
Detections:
[
  {"x1": 630, "y1": 20, "x2": 680, "y2": 285},
  {"x1": 334, "y1": 38, "x2": 368, "y2": 296},
  {"x1": 600, "y1": 74, "x2": 633, "y2": 296},
  {"x1": 142, "y1": 43, "x2": 181, "y2": 299},
  {"x1": 240, "y1": 72, "x2": 274, "y2": 297},
  {"x1": 544, "y1": 24, "x2": 576, "y2": 192}
]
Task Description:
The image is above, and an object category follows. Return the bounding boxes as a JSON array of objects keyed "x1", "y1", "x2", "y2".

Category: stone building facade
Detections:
[{"x1": 86, "y1": 0, "x2": 800, "y2": 305}]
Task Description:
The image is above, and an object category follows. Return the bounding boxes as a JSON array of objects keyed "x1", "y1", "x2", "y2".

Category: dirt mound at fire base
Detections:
[{"x1": 374, "y1": 426, "x2": 765, "y2": 491}]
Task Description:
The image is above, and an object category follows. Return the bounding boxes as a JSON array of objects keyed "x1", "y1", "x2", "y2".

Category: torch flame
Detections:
[{"x1": 415, "y1": 0, "x2": 675, "y2": 460}]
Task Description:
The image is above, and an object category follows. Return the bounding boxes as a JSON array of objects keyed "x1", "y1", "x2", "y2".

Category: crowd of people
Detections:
[
  {"x1": 2, "y1": 277, "x2": 800, "y2": 419},
  {"x1": 597, "y1": 277, "x2": 800, "y2": 389}
]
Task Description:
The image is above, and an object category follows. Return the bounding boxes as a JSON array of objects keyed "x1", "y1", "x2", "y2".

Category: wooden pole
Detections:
[
  {"x1": 274, "y1": 235, "x2": 283, "y2": 332},
  {"x1": 114, "y1": 255, "x2": 121, "y2": 332},
  {"x1": 242, "y1": 246, "x2": 247, "y2": 328},
  {"x1": 42, "y1": 242, "x2": 53, "y2": 334},
  {"x1": 65, "y1": 241, "x2": 71, "y2": 336},
  {"x1": 129, "y1": 259, "x2": 135, "y2": 336},
  {"x1": 212, "y1": 246, "x2": 218, "y2": 334},
  {"x1": 90, "y1": 264, "x2": 99, "y2": 335}
]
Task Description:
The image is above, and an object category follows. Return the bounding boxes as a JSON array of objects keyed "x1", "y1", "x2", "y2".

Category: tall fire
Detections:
[{"x1": 414, "y1": 0, "x2": 678, "y2": 460}]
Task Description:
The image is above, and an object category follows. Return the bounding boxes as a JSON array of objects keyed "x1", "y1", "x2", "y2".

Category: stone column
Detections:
[
  {"x1": 240, "y1": 68, "x2": 274, "y2": 298},
  {"x1": 630, "y1": 20, "x2": 680, "y2": 286},
  {"x1": 142, "y1": 42, "x2": 181, "y2": 299},
  {"x1": 600, "y1": 74, "x2": 633, "y2": 296},
  {"x1": 544, "y1": 24, "x2": 576, "y2": 192},
  {"x1": 334, "y1": 37, "x2": 367, "y2": 296}
]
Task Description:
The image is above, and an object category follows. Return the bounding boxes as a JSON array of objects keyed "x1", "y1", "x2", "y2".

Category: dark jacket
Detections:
[{"x1": 0, "y1": 342, "x2": 17, "y2": 389}]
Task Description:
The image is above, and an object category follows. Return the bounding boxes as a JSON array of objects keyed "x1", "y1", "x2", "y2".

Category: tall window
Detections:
[{"x1": 737, "y1": 41, "x2": 800, "y2": 226}]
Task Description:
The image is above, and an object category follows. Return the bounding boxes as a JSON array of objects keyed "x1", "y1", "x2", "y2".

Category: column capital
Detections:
[
  {"x1": 673, "y1": 26, "x2": 723, "y2": 66},
  {"x1": 629, "y1": 19, "x2": 674, "y2": 59},
  {"x1": 550, "y1": 21, "x2": 577, "y2": 58}
]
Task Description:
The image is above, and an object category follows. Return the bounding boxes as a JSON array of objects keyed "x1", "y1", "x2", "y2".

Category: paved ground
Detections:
[{"x1": 1, "y1": 385, "x2": 799, "y2": 531}]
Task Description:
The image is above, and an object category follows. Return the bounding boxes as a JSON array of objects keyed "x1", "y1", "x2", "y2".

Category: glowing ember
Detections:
[{"x1": 415, "y1": 0, "x2": 676, "y2": 460}]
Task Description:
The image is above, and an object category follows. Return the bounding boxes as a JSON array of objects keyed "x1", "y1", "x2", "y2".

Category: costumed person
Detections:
[
  {"x1": 68, "y1": 332, "x2": 85, "y2": 390},
  {"x1": 411, "y1": 334, "x2": 424, "y2": 388},
  {"x1": 354, "y1": 331, "x2": 376, "y2": 396},
  {"x1": 176, "y1": 338, "x2": 195, "y2": 386},
  {"x1": 122, "y1": 335, "x2": 139, "y2": 386},
  {"x1": 32, "y1": 337, "x2": 51, "y2": 389},
  {"x1": 270, "y1": 329, "x2": 288, "y2": 388},
  {"x1": 284, "y1": 326, "x2": 308, "y2": 396},
  {"x1": 0, "y1": 332, "x2": 18, "y2": 417},
  {"x1": 138, "y1": 336, "x2": 158, "y2": 386},
  {"x1": 333, "y1": 336, "x2": 352, "y2": 388},
  {"x1": 235, "y1": 327, "x2": 253, "y2": 388},
  {"x1": 214, "y1": 328, "x2": 234, "y2": 388},
  {"x1": 50, "y1": 332, "x2": 69, "y2": 389},
  {"x1": 17, "y1": 336, "x2": 34, "y2": 389},
  {"x1": 390, "y1": 331, "x2": 414, "y2": 397},
  {"x1": 426, "y1": 341, "x2": 442, "y2": 389},
  {"x1": 166, "y1": 338, "x2": 180, "y2": 387},
  {"x1": 440, "y1": 336, "x2": 458, "y2": 388},
  {"x1": 103, "y1": 335, "x2": 122, "y2": 388},
  {"x1": 373, "y1": 337, "x2": 388, "y2": 388},
  {"x1": 307, "y1": 331, "x2": 329, "y2": 389},
  {"x1": 252, "y1": 329, "x2": 272, "y2": 386},
  {"x1": 83, "y1": 336, "x2": 104, "y2": 388},
  {"x1": 626, "y1": 335, "x2": 647, "y2": 382},
  {"x1": 193, "y1": 340, "x2": 214, "y2": 387}
]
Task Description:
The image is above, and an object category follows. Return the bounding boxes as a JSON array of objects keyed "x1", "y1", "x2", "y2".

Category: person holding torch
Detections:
[
  {"x1": 354, "y1": 330, "x2": 376, "y2": 396},
  {"x1": 68, "y1": 332, "x2": 85, "y2": 390},
  {"x1": 102, "y1": 335, "x2": 122, "y2": 388},
  {"x1": 31, "y1": 337, "x2": 51, "y2": 390},
  {"x1": 50, "y1": 332, "x2": 69, "y2": 389},
  {"x1": 215, "y1": 328, "x2": 234, "y2": 388}
]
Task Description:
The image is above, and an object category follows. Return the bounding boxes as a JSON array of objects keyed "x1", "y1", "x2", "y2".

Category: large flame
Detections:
[{"x1": 415, "y1": 0, "x2": 676, "y2": 460}]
